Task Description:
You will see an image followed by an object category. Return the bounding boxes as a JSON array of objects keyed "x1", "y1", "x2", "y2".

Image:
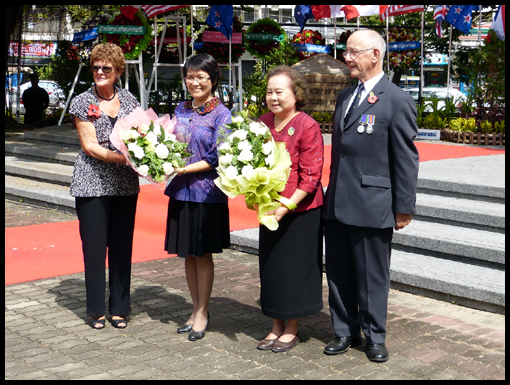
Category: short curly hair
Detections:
[
  {"x1": 266, "y1": 65, "x2": 308, "y2": 110},
  {"x1": 90, "y1": 43, "x2": 125, "y2": 75}
]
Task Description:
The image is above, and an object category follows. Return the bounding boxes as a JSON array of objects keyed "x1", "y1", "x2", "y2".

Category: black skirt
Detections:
[
  {"x1": 258, "y1": 207, "x2": 323, "y2": 319},
  {"x1": 165, "y1": 199, "x2": 230, "y2": 258}
]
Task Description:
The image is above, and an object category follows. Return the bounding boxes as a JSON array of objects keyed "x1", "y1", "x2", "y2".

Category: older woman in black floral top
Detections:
[{"x1": 69, "y1": 43, "x2": 140, "y2": 330}]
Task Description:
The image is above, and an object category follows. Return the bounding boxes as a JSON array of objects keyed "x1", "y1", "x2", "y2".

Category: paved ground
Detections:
[{"x1": 4, "y1": 200, "x2": 506, "y2": 380}]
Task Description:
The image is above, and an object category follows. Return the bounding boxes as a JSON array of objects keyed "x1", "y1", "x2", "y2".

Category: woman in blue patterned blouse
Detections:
[{"x1": 164, "y1": 54, "x2": 232, "y2": 341}]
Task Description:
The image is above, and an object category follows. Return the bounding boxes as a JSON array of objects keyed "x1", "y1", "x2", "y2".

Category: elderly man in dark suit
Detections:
[{"x1": 323, "y1": 29, "x2": 419, "y2": 362}]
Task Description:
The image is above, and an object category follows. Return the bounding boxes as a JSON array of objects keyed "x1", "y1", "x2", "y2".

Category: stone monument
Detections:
[{"x1": 292, "y1": 54, "x2": 354, "y2": 116}]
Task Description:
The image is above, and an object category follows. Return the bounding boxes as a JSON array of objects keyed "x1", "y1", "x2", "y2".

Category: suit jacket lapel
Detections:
[{"x1": 343, "y1": 76, "x2": 388, "y2": 131}]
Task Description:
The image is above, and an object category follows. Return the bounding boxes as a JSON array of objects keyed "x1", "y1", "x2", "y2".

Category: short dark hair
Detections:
[
  {"x1": 183, "y1": 53, "x2": 221, "y2": 93},
  {"x1": 266, "y1": 65, "x2": 308, "y2": 110}
]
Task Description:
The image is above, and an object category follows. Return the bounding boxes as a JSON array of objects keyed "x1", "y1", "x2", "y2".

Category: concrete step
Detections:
[
  {"x1": 390, "y1": 248, "x2": 505, "y2": 310},
  {"x1": 229, "y1": 228, "x2": 505, "y2": 311},
  {"x1": 231, "y1": 219, "x2": 505, "y2": 267},
  {"x1": 417, "y1": 155, "x2": 506, "y2": 202},
  {"x1": 5, "y1": 175, "x2": 75, "y2": 212},
  {"x1": 23, "y1": 124, "x2": 80, "y2": 146},
  {"x1": 5, "y1": 139, "x2": 80, "y2": 166},
  {"x1": 5, "y1": 156, "x2": 73, "y2": 185},
  {"x1": 415, "y1": 192, "x2": 505, "y2": 230},
  {"x1": 392, "y1": 219, "x2": 505, "y2": 266}
]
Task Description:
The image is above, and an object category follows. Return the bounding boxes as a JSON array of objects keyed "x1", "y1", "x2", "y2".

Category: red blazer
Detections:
[{"x1": 259, "y1": 112, "x2": 324, "y2": 213}]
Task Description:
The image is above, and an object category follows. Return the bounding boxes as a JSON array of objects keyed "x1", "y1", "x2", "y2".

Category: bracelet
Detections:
[
  {"x1": 279, "y1": 197, "x2": 298, "y2": 211},
  {"x1": 182, "y1": 168, "x2": 187, "y2": 174}
]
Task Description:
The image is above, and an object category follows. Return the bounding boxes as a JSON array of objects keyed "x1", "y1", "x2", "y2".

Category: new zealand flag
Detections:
[{"x1": 206, "y1": 5, "x2": 233, "y2": 40}]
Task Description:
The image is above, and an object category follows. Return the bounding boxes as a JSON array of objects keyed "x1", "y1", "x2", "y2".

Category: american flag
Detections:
[
  {"x1": 433, "y1": 5, "x2": 451, "y2": 38},
  {"x1": 121, "y1": 5, "x2": 189, "y2": 19},
  {"x1": 380, "y1": 5, "x2": 424, "y2": 21},
  {"x1": 142, "y1": 5, "x2": 189, "y2": 18}
]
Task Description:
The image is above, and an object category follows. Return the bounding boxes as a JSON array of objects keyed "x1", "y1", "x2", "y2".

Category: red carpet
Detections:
[{"x1": 5, "y1": 142, "x2": 505, "y2": 285}]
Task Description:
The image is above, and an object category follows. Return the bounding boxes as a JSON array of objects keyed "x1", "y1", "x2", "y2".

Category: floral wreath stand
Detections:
[
  {"x1": 147, "y1": 15, "x2": 189, "y2": 106},
  {"x1": 58, "y1": 26, "x2": 148, "y2": 125}
]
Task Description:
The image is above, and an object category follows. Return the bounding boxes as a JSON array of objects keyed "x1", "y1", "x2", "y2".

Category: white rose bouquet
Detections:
[
  {"x1": 110, "y1": 107, "x2": 190, "y2": 189},
  {"x1": 214, "y1": 110, "x2": 293, "y2": 230}
]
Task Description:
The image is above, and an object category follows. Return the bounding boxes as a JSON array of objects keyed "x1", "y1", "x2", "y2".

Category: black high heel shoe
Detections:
[
  {"x1": 177, "y1": 323, "x2": 193, "y2": 334},
  {"x1": 188, "y1": 312, "x2": 210, "y2": 341}
]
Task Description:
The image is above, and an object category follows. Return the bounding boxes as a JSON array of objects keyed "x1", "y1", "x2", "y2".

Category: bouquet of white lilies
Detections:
[
  {"x1": 110, "y1": 107, "x2": 190, "y2": 189},
  {"x1": 214, "y1": 111, "x2": 293, "y2": 230}
]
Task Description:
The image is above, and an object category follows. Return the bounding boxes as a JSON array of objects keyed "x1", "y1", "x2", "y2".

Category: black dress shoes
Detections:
[
  {"x1": 177, "y1": 323, "x2": 193, "y2": 334},
  {"x1": 188, "y1": 313, "x2": 210, "y2": 341},
  {"x1": 366, "y1": 343, "x2": 389, "y2": 362},
  {"x1": 324, "y1": 335, "x2": 363, "y2": 355}
]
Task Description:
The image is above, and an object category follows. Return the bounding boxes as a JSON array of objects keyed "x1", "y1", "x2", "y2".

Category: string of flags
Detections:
[{"x1": 116, "y1": 5, "x2": 504, "y2": 43}]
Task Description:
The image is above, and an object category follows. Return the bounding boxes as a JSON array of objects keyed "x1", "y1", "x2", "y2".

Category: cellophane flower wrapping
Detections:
[
  {"x1": 214, "y1": 110, "x2": 292, "y2": 230},
  {"x1": 110, "y1": 107, "x2": 191, "y2": 190}
]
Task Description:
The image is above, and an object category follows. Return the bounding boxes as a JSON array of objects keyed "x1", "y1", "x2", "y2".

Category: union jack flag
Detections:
[
  {"x1": 433, "y1": 5, "x2": 451, "y2": 38},
  {"x1": 380, "y1": 5, "x2": 424, "y2": 21}
]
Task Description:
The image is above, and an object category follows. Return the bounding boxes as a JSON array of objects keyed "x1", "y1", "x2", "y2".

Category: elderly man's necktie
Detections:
[{"x1": 344, "y1": 83, "x2": 364, "y2": 126}]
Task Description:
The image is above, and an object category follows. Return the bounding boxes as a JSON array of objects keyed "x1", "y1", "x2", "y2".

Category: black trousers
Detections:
[
  {"x1": 76, "y1": 195, "x2": 138, "y2": 318},
  {"x1": 324, "y1": 220, "x2": 393, "y2": 345}
]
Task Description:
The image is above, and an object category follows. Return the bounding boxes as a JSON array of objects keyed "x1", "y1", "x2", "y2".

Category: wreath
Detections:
[
  {"x1": 101, "y1": 11, "x2": 153, "y2": 60},
  {"x1": 336, "y1": 30, "x2": 354, "y2": 64},
  {"x1": 292, "y1": 29, "x2": 326, "y2": 60},
  {"x1": 195, "y1": 16, "x2": 245, "y2": 64},
  {"x1": 245, "y1": 18, "x2": 285, "y2": 59},
  {"x1": 385, "y1": 27, "x2": 420, "y2": 72}
]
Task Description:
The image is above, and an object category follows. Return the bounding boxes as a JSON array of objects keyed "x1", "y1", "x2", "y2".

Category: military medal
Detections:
[
  {"x1": 358, "y1": 114, "x2": 375, "y2": 135},
  {"x1": 366, "y1": 114, "x2": 375, "y2": 134},
  {"x1": 288, "y1": 127, "x2": 295, "y2": 136},
  {"x1": 358, "y1": 114, "x2": 368, "y2": 134}
]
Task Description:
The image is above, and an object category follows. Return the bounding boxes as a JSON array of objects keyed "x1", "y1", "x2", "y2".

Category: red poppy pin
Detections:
[
  {"x1": 368, "y1": 91, "x2": 379, "y2": 104},
  {"x1": 88, "y1": 103, "x2": 101, "y2": 118}
]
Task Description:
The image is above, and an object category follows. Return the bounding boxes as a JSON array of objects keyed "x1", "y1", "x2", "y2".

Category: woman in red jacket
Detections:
[{"x1": 256, "y1": 65, "x2": 324, "y2": 353}]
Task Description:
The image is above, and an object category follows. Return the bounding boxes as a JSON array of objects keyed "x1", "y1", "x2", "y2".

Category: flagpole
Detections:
[
  {"x1": 334, "y1": 18, "x2": 337, "y2": 59},
  {"x1": 419, "y1": 6, "x2": 425, "y2": 105},
  {"x1": 386, "y1": 8, "x2": 390, "y2": 74},
  {"x1": 447, "y1": 24, "x2": 453, "y2": 96},
  {"x1": 478, "y1": 5, "x2": 482, "y2": 45},
  {"x1": 190, "y1": 5, "x2": 194, "y2": 55},
  {"x1": 229, "y1": 33, "x2": 232, "y2": 109}
]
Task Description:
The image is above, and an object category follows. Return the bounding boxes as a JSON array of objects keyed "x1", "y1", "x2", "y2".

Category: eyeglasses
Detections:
[
  {"x1": 342, "y1": 47, "x2": 375, "y2": 60},
  {"x1": 185, "y1": 76, "x2": 211, "y2": 84},
  {"x1": 90, "y1": 65, "x2": 114, "y2": 74}
]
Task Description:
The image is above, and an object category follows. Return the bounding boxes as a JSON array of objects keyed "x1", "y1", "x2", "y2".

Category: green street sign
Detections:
[
  {"x1": 245, "y1": 33, "x2": 285, "y2": 42},
  {"x1": 98, "y1": 25, "x2": 146, "y2": 35}
]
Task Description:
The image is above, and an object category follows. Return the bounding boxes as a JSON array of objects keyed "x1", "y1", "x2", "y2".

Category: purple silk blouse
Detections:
[{"x1": 164, "y1": 97, "x2": 232, "y2": 203}]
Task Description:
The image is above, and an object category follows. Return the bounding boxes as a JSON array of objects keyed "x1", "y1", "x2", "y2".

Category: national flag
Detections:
[
  {"x1": 294, "y1": 5, "x2": 314, "y2": 31},
  {"x1": 121, "y1": 5, "x2": 189, "y2": 19},
  {"x1": 490, "y1": 5, "x2": 505, "y2": 41},
  {"x1": 433, "y1": 5, "x2": 451, "y2": 38},
  {"x1": 310, "y1": 5, "x2": 346, "y2": 21},
  {"x1": 381, "y1": 5, "x2": 424, "y2": 21},
  {"x1": 340, "y1": 5, "x2": 389, "y2": 21},
  {"x1": 206, "y1": 5, "x2": 233, "y2": 40},
  {"x1": 445, "y1": 5, "x2": 480, "y2": 35}
]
